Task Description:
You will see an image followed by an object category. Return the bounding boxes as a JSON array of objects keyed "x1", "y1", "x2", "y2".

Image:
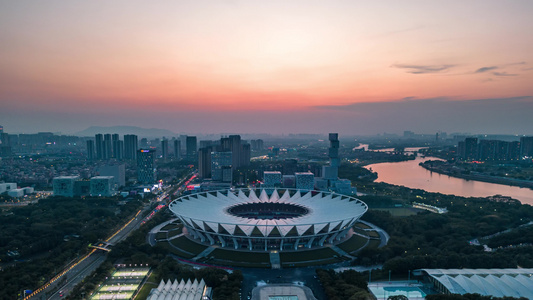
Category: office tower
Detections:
[
  {"x1": 211, "y1": 152, "x2": 232, "y2": 181},
  {"x1": 124, "y1": 134, "x2": 138, "y2": 160},
  {"x1": 263, "y1": 171, "x2": 282, "y2": 188},
  {"x1": 221, "y1": 166, "x2": 233, "y2": 183},
  {"x1": 86, "y1": 140, "x2": 95, "y2": 160},
  {"x1": 0, "y1": 125, "x2": 3, "y2": 134},
  {"x1": 520, "y1": 136, "x2": 533, "y2": 159},
  {"x1": 161, "y1": 139, "x2": 169, "y2": 160},
  {"x1": 464, "y1": 137, "x2": 478, "y2": 160},
  {"x1": 198, "y1": 147, "x2": 212, "y2": 178},
  {"x1": 103, "y1": 134, "x2": 112, "y2": 159},
  {"x1": 95, "y1": 134, "x2": 104, "y2": 159},
  {"x1": 137, "y1": 149, "x2": 156, "y2": 184},
  {"x1": 295, "y1": 172, "x2": 315, "y2": 191},
  {"x1": 228, "y1": 135, "x2": 241, "y2": 169},
  {"x1": 140, "y1": 138, "x2": 148, "y2": 148},
  {"x1": 186, "y1": 136, "x2": 197, "y2": 161},
  {"x1": 241, "y1": 143, "x2": 251, "y2": 167},
  {"x1": 0, "y1": 130, "x2": 12, "y2": 157},
  {"x1": 97, "y1": 164, "x2": 126, "y2": 187},
  {"x1": 174, "y1": 139, "x2": 181, "y2": 159},
  {"x1": 323, "y1": 133, "x2": 340, "y2": 180}
]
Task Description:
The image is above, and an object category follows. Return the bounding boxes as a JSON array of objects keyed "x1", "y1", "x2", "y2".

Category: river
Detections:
[{"x1": 365, "y1": 156, "x2": 533, "y2": 206}]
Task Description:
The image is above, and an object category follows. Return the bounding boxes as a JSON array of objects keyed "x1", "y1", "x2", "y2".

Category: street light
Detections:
[{"x1": 389, "y1": 270, "x2": 391, "y2": 283}]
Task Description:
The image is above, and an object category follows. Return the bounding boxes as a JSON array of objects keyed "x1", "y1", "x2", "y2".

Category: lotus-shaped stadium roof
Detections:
[{"x1": 169, "y1": 189, "x2": 368, "y2": 238}]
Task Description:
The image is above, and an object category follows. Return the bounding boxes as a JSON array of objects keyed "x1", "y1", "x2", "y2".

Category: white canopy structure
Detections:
[
  {"x1": 169, "y1": 188, "x2": 368, "y2": 251},
  {"x1": 418, "y1": 268, "x2": 533, "y2": 299}
]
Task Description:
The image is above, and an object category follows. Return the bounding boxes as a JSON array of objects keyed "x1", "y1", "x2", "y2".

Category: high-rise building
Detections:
[
  {"x1": 229, "y1": 135, "x2": 241, "y2": 170},
  {"x1": 464, "y1": 137, "x2": 478, "y2": 160},
  {"x1": 0, "y1": 131, "x2": 12, "y2": 157},
  {"x1": 103, "y1": 134, "x2": 112, "y2": 159},
  {"x1": 241, "y1": 143, "x2": 251, "y2": 167},
  {"x1": 161, "y1": 139, "x2": 169, "y2": 160},
  {"x1": 95, "y1": 134, "x2": 104, "y2": 159},
  {"x1": 323, "y1": 133, "x2": 340, "y2": 180},
  {"x1": 112, "y1": 134, "x2": 123, "y2": 159},
  {"x1": 295, "y1": 172, "x2": 315, "y2": 191},
  {"x1": 211, "y1": 152, "x2": 232, "y2": 181},
  {"x1": 86, "y1": 140, "x2": 95, "y2": 160},
  {"x1": 124, "y1": 134, "x2": 138, "y2": 160},
  {"x1": 520, "y1": 136, "x2": 533, "y2": 159},
  {"x1": 173, "y1": 139, "x2": 181, "y2": 159},
  {"x1": 198, "y1": 147, "x2": 213, "y2": 178},
  {"x1": 137, "y1": 149, "x2": 156, "y2": 184},
  {"x1": 251, "y1": 139, "x2": 264, "y2": 151},
  {"x1": 186, "y1": 136, "x2": 197, "y2": 161}
]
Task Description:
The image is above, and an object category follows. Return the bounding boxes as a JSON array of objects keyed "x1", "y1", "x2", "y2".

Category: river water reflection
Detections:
[{"x1": 365, "y1": 156, "x2": 533, "y2": 206}]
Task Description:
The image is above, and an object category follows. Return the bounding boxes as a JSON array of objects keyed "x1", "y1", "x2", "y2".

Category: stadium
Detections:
[{"x1": 168, "y1": 188, "x2": 368, "y2": 251}]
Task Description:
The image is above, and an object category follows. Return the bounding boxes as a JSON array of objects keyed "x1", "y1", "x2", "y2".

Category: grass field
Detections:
[
  {"x1": 337, "y1": 234, "x2": 369, "y2": 253},
  {"x1": 158, "y1": 241, "x2": 196, "y2": 259},
  {"x1": 354, "y1": 222, "x2": 372, "y2": 229},
  {"x1": 134, "y1": 273, "x2": 158, "y2": 300},
  {"x1": 210, "y1": 248, "x2": 270, "y2": 263},
  {"x1": 366, "y1": 230, "x2": 380, "y2": 238},
  {"x1": 161, "y1": 223, "x2": 182, "y2": 231},
  {"x1": 367, "y1": 239, "x2": 381, "y2": 249},
  {"x1": 155, "y1": 232, "x2": 167, "y2": 240},
  {"x1": 353, "y1": 227, "x2": 369, "y2": 236},
  {"x1": 167, "y1": 229, "x2": 183, "y2": 238}
]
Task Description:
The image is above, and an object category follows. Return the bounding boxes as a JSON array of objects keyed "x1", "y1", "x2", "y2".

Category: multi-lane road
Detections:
[{"x1": 26, "y1": 173, "x2": 194, "y2": 300}]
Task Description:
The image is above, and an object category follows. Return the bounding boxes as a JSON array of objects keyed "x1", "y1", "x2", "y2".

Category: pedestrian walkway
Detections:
[
  {"x1": 269, "y1": 251, "x2": 281, "y2": 269},
  {"x1": 192, "y1": 246, "x2": 217, "y2": 261},
  {"x1": 328, "y1": 245, "x2": 355, "y2": 259}
]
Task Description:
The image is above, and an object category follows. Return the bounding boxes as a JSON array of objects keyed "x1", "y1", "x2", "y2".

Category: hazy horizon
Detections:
[{"x1": 1, "y1": 1, "x2": 532, "y2": 135}]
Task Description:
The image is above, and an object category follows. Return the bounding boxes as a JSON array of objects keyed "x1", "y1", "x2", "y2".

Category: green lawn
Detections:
[
  {"x1": 134, "y1": 273, "x2": 158, "y2": 300},
  {"x1": 161, "y1": 223, "x2": 182, "y2": 231},
  {"x1": 353, "y1": 227, "x2": 369, "y2": 236},
  {"x1": 210, "y1": 249, "x2": 270, "y2": 263},
  {"x1": 155, "y1": 232, "x2": 167, "y2": 240},
  {"x1": 337, "y1": 235, "x2": 369, "y2": 253},
  {"x1": 354, "y1": 222, "x2": 372, "y2": 229},
  {"x1": 167, "y1": 227, "x2": 183, "y2": 237},
  {"x1": 169, "y1": 236, "x2": 208, "y2": 255},
  {"x1": 366, "y1": 230, "x2": 380, "y2": 238},
  {"x1": 158, "y1": 241, "x2": 196, "y2": 259},
  {"x1": 367, "y1": 239, "x2": 381, "y2": 249}
]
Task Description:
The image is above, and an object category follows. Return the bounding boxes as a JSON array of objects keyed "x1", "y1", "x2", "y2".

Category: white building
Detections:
[
  {"x1": 53, "y1": 176, "x2": 80, "y2": 197},
  {"x1": 295, "y1": 172, "x2": 315, "y2": 191},
  {"x1": 0, "y1": 182, "x2": 17, "y2": 194},
  {"x1": 263, "y1": 171, "x2": 282, "y2": 188},
  {"x1": 90, "y1": 176, "x2": 117, "y2": 197},
  {"x1": 8, "y1": 189, "x2": 24, "y2": 198},
  {"x1": 147, "y1": 279, "x2": 212, "y2": 300}
]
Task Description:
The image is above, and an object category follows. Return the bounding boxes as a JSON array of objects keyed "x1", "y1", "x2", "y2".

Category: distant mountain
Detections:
[{"x1": 75, "y1": 126, "x2": 177, "y2": 138}]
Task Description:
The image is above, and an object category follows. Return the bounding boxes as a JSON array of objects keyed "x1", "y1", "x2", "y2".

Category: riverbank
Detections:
[{"x1": 420, "y1": 161, "x2": 533, "y2": 190}]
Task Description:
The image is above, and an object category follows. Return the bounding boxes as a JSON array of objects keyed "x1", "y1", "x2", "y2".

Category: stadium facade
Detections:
[{"x1": 168, "y1": 188, "x2": 368, "y2": 251}]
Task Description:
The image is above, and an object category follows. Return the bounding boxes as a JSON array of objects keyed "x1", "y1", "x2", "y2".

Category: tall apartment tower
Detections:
[
  {"x1": 186, "y1": 136, "x2": 197, "y2": 161},
  {"x1": 112, "y1": 134, "x2": 123, "y2": 159},
  {"x1": 103, "y1": 134, "x2": 112, "y2": 159},
  {"x1": 137, "y1": 149, "x2": 156, "y2": 184},
  {"x1": 211, "y1": 152, "x2": 232, "y2": 181},
  {"x1": 161, "y1": 139, "x2": 169, "y2": 160},
  {"x1": 520, "y1": 136, "x2": 533, "y2": 159},
  {"x1": 173, "y1": 139, "x2": 181, "y2": 159},
  {"x1": 86, "y1": 140, "x2": 95, "y2": 160},
  {"x1": 464, "y1": 137, "x2": 478, "y2": 160},
  {"x1": 95, "y1": 134, "x2": 104, "y2": 159},
  {"x1": 124, "y1": 134, "x2": 138, "y2": 160}
]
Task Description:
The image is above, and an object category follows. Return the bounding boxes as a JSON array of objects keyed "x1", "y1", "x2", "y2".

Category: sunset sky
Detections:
[{"x1": 1, "y1": 1, "x2": 532, "y2": 135}]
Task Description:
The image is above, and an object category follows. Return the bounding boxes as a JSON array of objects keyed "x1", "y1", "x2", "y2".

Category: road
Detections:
[{"x1": 26, "y1": 173, "x2": 195, "y2": 300}]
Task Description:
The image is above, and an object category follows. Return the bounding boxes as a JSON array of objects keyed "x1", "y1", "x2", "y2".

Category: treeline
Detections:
[
  {"x1": 0, "y1": 196, "x2": 144, "y2": 300},
  {"x1": 315, "y1": 269, "x2": 371, "y2": 300},
  {"x1": 426, "y1": 294, "x2": 528, "y2": 300},
  {"x1": 67, "y1": 208, "x2": 243, "y2": 300}
]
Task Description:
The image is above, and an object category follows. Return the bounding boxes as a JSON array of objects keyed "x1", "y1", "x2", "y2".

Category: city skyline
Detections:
[{"x1": 1, "y1": 1, "x2": 533, "y2": 135}]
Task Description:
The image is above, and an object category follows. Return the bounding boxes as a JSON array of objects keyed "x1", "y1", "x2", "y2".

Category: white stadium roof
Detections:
[
  {"x1": 169, "y1": 189, "x2": 368, "y2": 238},
  {"x1": 420, "y1": 268, "x2": 533, "y2": 299}
]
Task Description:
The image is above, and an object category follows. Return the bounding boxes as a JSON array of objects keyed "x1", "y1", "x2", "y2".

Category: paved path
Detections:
[
  {"x1": 359, "y1": 220, "x2": 390, "y2": 248},
  {"x1": 193, "y1": 246, "x2": 217, "y2": 261}
]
